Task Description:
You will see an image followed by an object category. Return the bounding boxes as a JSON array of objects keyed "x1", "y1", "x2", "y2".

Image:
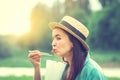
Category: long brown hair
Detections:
[{"x1": 62, "y1": 29, "x2": 88, "y2": 80}]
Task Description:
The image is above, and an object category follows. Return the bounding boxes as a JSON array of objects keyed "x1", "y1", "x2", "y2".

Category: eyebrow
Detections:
[{"x1": 52, "y1": 34, "x2": 61, "y2": 38}]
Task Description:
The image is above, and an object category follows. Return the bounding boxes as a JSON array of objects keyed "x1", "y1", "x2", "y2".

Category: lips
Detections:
[{"x1": 51, "y1": 49, "x2": 56, "y2": 53}]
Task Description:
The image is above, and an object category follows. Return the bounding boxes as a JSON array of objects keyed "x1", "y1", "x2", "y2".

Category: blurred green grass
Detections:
[
  {"x1": 90, "y1": 50, "x2": 120, "y2": 63},
  {"x1": 0, "y1": 76, "x2": 119, "y2": 80},
  {"x1": 0, "y1": 55, "x2": 61, "y2": 68},
  {"x1": 0, "y1": 50, "x2": 120, "y2": 68},
  {"x1": 0, "y1": 76, "x2": 32, "y2": 80},
  {"x1": 90, "y1": 50, "x2": 120, "y2": 67},
  {"x1": 0, "y1": 50, "x2": 120, "y2": 80},
  {"x1": 0, "y1": 76, "x2": 44, "y2": 80}
]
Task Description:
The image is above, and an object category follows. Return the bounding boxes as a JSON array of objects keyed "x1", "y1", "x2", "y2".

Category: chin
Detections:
[{"x1": 54, "y1": 52, "x2": 62, "y2": 57}]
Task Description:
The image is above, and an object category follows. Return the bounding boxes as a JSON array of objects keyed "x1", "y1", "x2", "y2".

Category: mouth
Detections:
[
  {"x1": 51, "y1": 49, "x2": 61, "y2": 56},
  {"x1": 51, "y1": 49, "x2": 57, "y2": 53}
]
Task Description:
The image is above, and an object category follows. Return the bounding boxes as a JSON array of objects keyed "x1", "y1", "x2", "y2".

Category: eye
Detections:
[{"x1": 56, "y1": 37, "x2": 61, "y2": 40}]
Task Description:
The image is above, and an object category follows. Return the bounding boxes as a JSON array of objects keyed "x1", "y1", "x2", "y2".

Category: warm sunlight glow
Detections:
[
  {"x1": 89, "y1": 0, "x2": 102, "y2": 11},
  {"x1": 0, "y1": 0, "x2": 100, "y2": 36},
  {"x1": 0, "y1": 0, "x2": 55, "y2": 36}
]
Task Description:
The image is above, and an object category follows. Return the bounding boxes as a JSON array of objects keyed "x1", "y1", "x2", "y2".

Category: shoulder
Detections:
[
  {"x1": 76, "y1": 58, "x2": 107, "y2": 80},
  {"x1": 85, "y1": 58, "x2": 105, "y2": 75},
  {"x1": 86, "y1": 67, "x2": 107, "y2": 80}
]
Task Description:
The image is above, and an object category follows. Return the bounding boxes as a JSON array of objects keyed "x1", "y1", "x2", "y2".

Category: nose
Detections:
[{"x1": 51, "y1": 40, "x2": 56, "y2": 47}]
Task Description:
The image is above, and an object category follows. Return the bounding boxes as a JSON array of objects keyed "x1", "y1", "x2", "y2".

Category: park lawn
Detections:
[
  {"x1": 0, "y1": 55, "x2": 61, "y2": 68},
  {"x1": 0, "y1": 51, "x2": 120, "y2": 80},
  {"x1": 90, "y1": 50, "x2": 120, "y2": 63},
  {"x1": 0, "y1": 76, "x2": 44, "y2": 80},
  {"x1": 0, "y1": 76, "x2": 119, "y2": 80},
  {"x1": 0, "y1": 50, "x2": 120, "y2": 68}
]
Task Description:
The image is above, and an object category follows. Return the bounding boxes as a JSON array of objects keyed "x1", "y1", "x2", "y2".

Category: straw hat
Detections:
[{"x1": 49, "y1": 16, "x2": 89, "y2": 51}]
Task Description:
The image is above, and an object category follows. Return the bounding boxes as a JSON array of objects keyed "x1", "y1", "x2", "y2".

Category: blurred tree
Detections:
[
  {"x1": 64, "y1": 0, "x2": 77, "y2": 15},
  {"x1": 18, "y1": 3, "x2": 52, "y2": 52},
  {"x1": 68, "y1": 7, "x2": 89, "y2": 25},
  {"x1": 64, "y1": 0, "x2": 90, "y2": 15},
  {"x1": 0, "y1": 35, "x2": 18, "y2": 58},
  {"x1": 99, "y1": 0, "x2": 120, "y2": 7},
  {"x1": 29, "y1": 3, "x2": 50, "y2": 50},
  {"x1": 51, "y1": 0, "x2": 62, "y2": 21},
  {"x1": 51, "y1": 0, "x2": 91, "y2": 28},
  {"x1": 88, "y1": 1, "x2": 120, "y2": 50},
  {"x1": 76, "y1": 0, "x2": 90, "y2": 14},
  {"x1": 51, "y1": 0, "x2": 91, "y2": 21}
]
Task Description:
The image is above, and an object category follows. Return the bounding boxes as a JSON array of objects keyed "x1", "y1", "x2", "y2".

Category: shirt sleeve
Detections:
[{"x1": 87, "y1": 68, "x2": 107, "y2": 80}]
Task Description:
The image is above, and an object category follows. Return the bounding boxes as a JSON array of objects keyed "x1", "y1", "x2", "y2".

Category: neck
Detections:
[{"x1": 63, "y1": 53, "x2": 72, "y2": 66}]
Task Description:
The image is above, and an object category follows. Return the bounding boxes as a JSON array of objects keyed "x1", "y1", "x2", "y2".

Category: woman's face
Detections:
[{"x1": 52, "y1": 28, "x2": 73, "y2": 57}]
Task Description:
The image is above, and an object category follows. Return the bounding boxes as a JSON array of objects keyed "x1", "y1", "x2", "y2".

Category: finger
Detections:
[
  {"x1": 29, "y1": 50, "x2": 40, "y2": 53},
  {"x1": 28, "y1": 51, "x2": 41, "y2": 58},
  {"x1": 29, "y1": 56, "x2": 40, "y2": 62},
  {"x1": 29, "y1": 55, "x2": 41, "y2": 60},
  {"x1": 35, "y1": 57, "x2": 40, "y2": 62},
  {"x1": 31, "y1": 55, "x2": 40, "y2": 59},
  {"x1": 30, "y1": 50, "x2": 51, "y2": 56}
]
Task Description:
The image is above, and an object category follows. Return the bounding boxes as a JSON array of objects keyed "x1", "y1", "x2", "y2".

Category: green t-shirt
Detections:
[{"x1": 62, "y1": 54, "x2": 107, "y2": 80}]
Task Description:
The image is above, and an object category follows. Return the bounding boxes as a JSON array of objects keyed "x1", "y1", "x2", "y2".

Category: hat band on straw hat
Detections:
[{"x1": 60, "y1": 21, "x2": 86, "y2": 40}]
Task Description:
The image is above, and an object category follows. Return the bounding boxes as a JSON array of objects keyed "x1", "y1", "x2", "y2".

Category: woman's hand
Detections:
[
  {"x1": 28, "y1": 50, "x2": 42, "y2": 80},
  {"x1": 28, "y1": 50, "x2": 41, "y2": 67}
]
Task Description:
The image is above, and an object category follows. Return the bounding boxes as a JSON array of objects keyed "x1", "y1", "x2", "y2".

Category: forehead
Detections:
[{"x1": 52, "y1": 28, "x2": 68, "y2": 37}]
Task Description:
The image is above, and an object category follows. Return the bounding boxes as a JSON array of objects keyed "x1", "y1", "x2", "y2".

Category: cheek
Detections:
[
  {"x1": 61, "y1": 41, "x2": 73, "y2": 51},
  {"x1": 66, "y1": 44, "x2": 73, "y2": 51},
  {"x1": 59, "y1": 41, "x2": 68, "y2": 48}
]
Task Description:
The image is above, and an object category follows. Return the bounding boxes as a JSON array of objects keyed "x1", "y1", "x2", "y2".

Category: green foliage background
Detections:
[
  {"x1": 0, "y1": 0, "x2": 120, "y2": 63},
  {"x1": 0, "y1": 0, "x2": 120, "y2": 79},
  {"x1": 88, "y1": 3, "x2": 120, "y2": 50}
]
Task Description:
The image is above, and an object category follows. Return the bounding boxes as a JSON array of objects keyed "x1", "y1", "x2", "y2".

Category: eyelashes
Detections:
[{"x1": 56, "y1": 37, "x2": 61, "y2": 40}]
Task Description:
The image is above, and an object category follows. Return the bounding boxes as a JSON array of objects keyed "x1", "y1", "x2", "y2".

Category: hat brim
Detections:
[{"x1": 49, "y1": 22, "x2": 89, "y2": 51}]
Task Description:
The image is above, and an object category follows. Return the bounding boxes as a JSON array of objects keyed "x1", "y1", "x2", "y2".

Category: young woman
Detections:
[{"x1": 28, "y1": 16, "x2": 107, "y2": 80}]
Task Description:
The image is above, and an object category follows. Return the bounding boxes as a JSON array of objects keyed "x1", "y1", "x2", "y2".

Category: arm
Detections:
[
  {"x1": 34, "y1": 65, "x2": 41, "y2": 80},
  {"x1": 28, "y1": 50, "x2": 42, "y2": 80}
]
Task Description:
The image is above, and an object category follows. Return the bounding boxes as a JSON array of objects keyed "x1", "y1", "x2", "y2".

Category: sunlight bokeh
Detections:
[
  {"x1": 0, "y1": 0, "x2": 101, "y2": 36},
  {"x1": 0, "y1": 0, "x2": 55, "y2": 36},
  {"x1": 89, "y1": 0, "x2": 102, "y2": 11}
]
